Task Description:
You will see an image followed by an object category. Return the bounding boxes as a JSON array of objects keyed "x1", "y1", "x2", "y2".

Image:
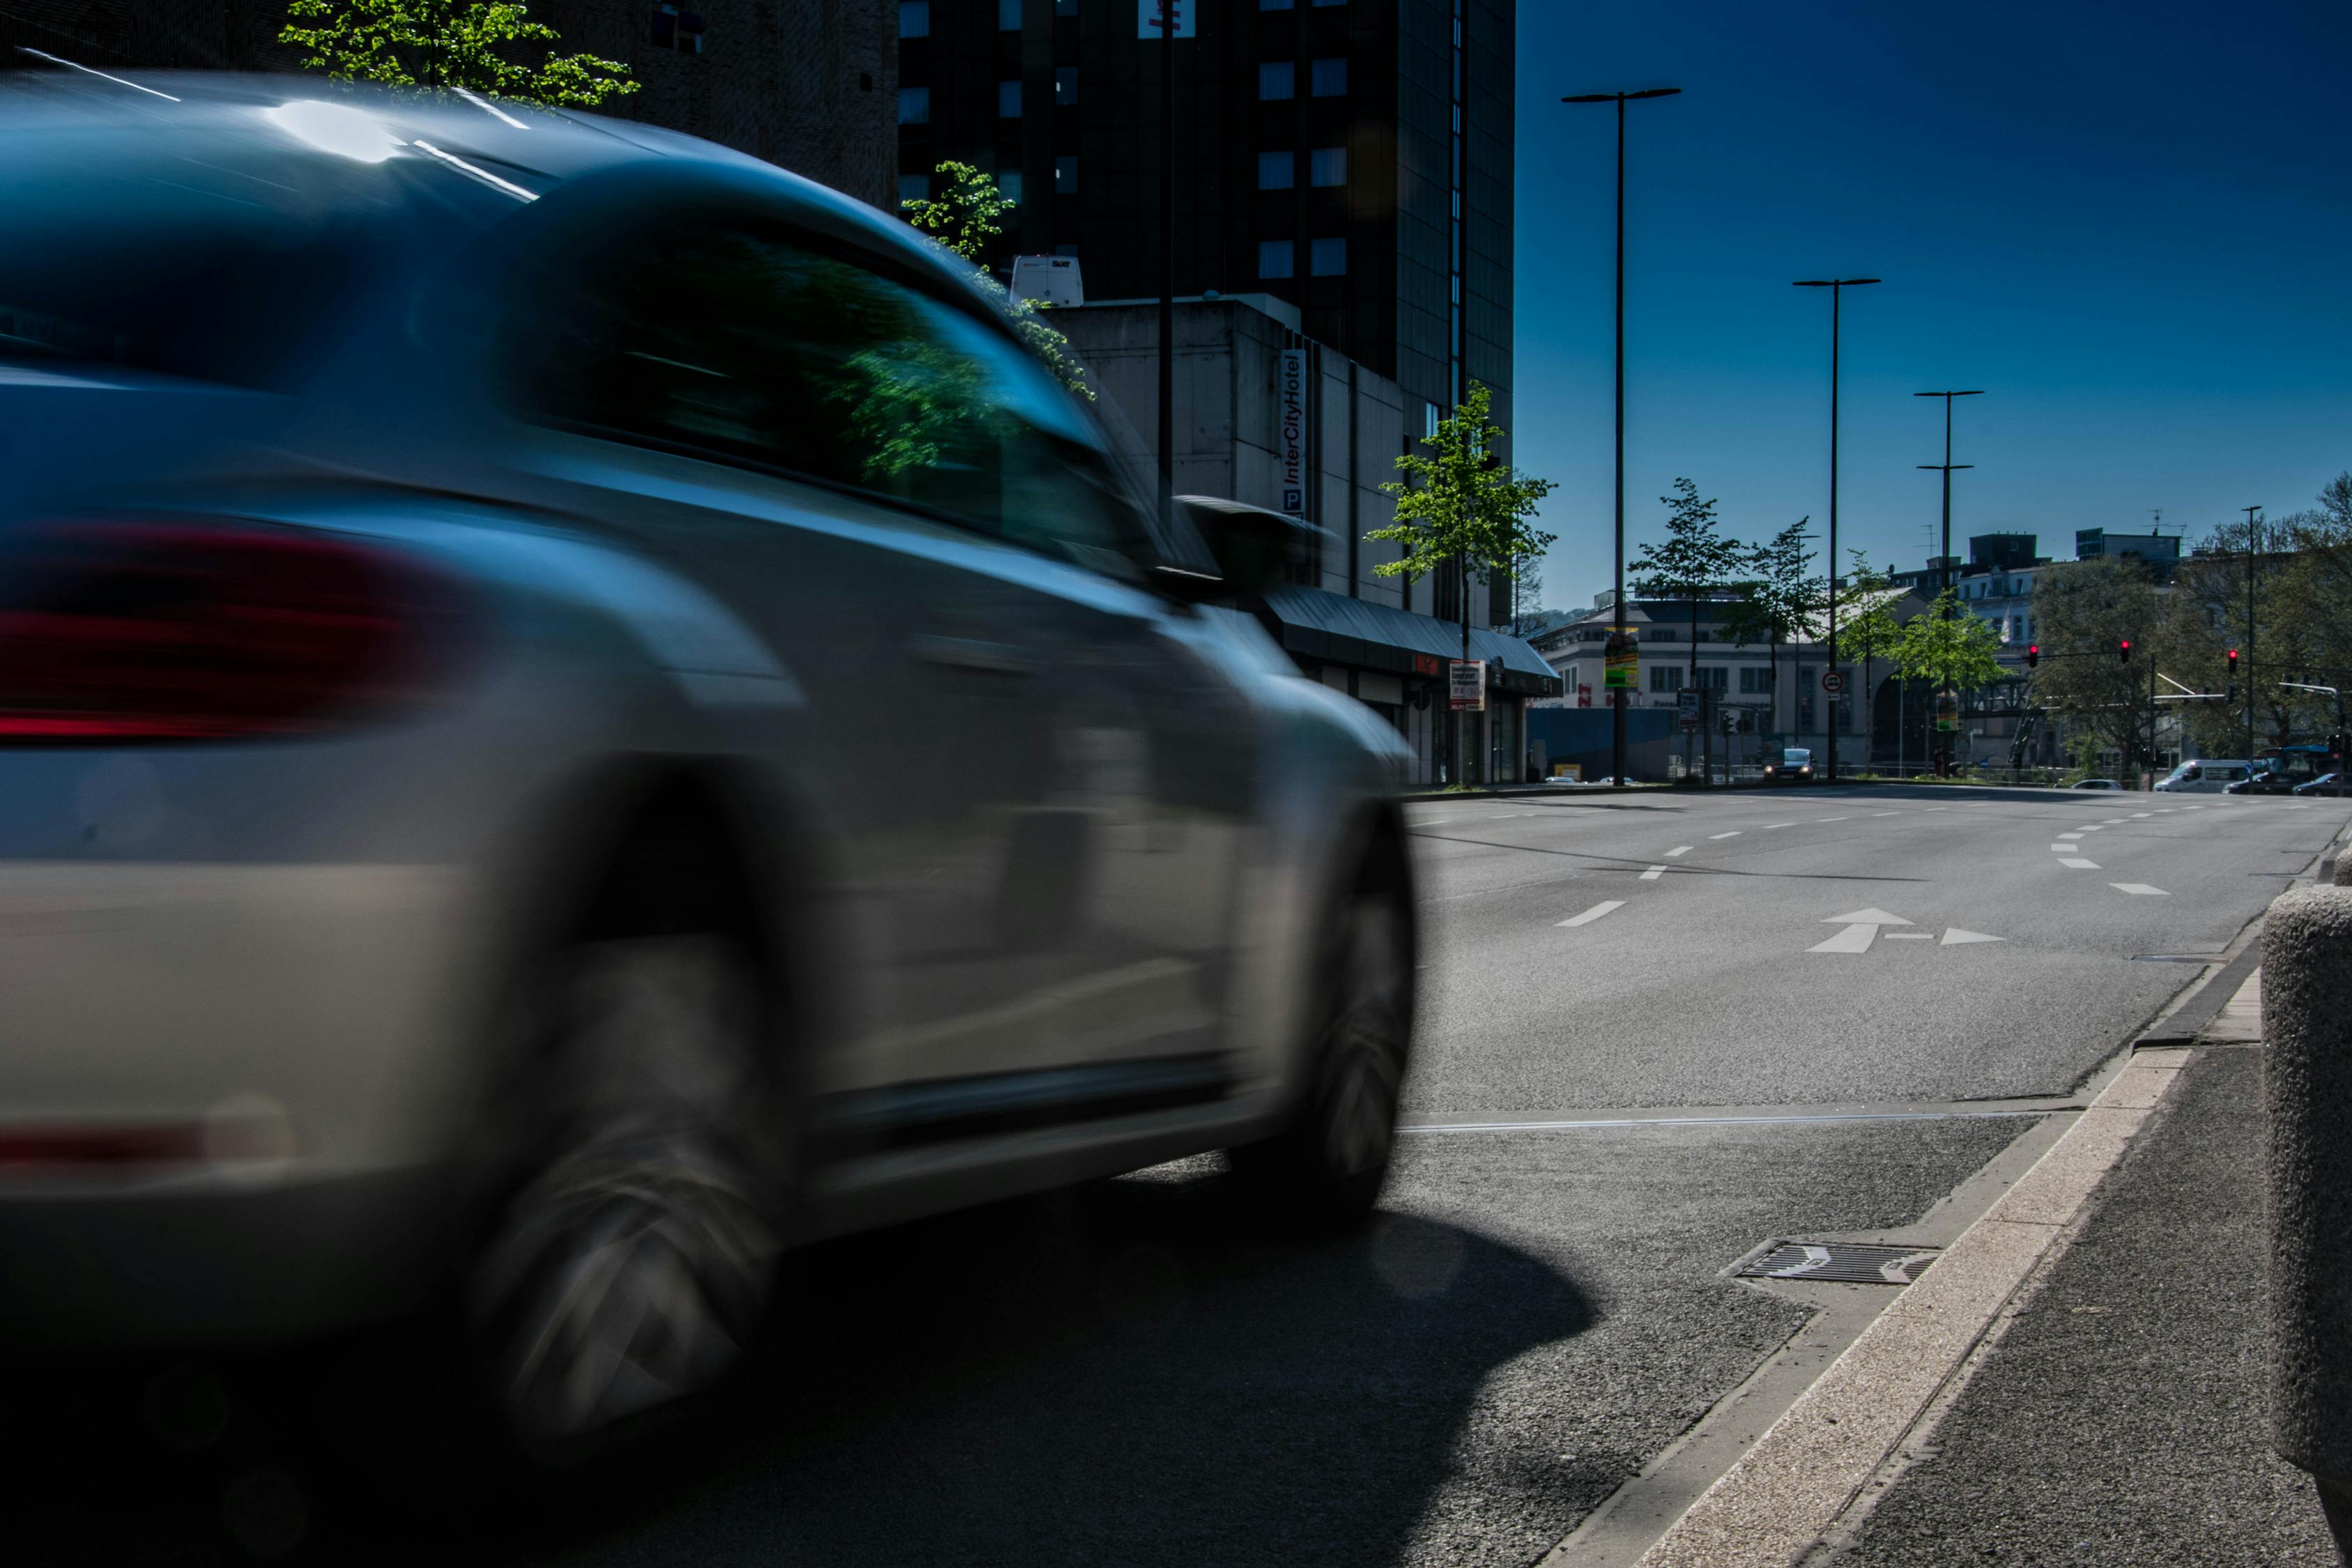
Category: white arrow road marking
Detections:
[
  {"x1": 1824, "y1": 909, "x2": 1912, "y2": 926},
  {"x1": 1666, "y1": 846, "x2": 1691, "y2": 856},
  {"x1": 2061, "y1": 858, "x2": 2102, "y2": 869},
  {"x1": 1710, "y1": 831, "x2": 1742, "y2": 840},
  {"x1": 1640, "y1": 866, "x2": 1666, "y2": 881},
  {"x1": 1809, "y1": 925, "x2": 1879, "y2": 953},
  {"x1": 1941, "y1": 929, "x2": 2004, "y2": 945},
  {"x1": 1884, "y1": 932, "x2": 1934, "y2": 940},
  {"x1": 1558, "y1": 900, "x2": 1627, "y2": 927},
  {"x1": 2111, "y1": 883, "x2": 2170, "y2": 896}
]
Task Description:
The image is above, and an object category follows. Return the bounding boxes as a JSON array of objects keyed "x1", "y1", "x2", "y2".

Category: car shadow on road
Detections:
[{"x1": 6, "y1": 1162, "x2": 1594, "y2": 1567}]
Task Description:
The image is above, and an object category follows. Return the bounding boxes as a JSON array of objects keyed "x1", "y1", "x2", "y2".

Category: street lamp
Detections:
[
  {"x1": 1794, "y1": 276, "x2": 1881, "y2": 782},
  {"x1": 2243, "y1": 505, "x2": 2262, "y2": 770},
  {"x1": 1564, "y1": 86, "x2": 1681, "y2": 791},
  {"x1": 1915, "y1": 389, "x2": 1983, "y2": 774}
]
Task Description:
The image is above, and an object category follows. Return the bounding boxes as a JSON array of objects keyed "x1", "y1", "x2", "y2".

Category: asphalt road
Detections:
[{"x1": 14, "y1": 785, "x2": 2345, "y2": 1566}]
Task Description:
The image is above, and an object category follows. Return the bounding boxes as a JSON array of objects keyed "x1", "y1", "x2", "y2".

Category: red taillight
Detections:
[{"x1": 0, "y1": 518, "x2": 464, "y2": 742}]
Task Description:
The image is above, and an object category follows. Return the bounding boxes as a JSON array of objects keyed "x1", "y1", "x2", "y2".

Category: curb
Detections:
[{"x1": 1623, "y1": 1047, "x2": 2194, "y2": 1568}]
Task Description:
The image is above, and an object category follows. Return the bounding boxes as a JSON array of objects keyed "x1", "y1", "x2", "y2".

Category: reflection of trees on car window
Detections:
[{"x1": 528, "y1": 221, "x2": 1144, "y2": 581}]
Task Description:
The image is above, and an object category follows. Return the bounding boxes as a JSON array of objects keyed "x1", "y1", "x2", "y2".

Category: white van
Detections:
[{"x1": 2157, "y1": 759, "x2": 2252, "y2": 792}]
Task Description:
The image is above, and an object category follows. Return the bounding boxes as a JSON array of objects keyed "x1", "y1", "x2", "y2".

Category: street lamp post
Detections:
[
  {"x1": 1565, "y1": 86, "x2": 1680, "y2": 789},
  {"x1": 1915, "y1": 389, "x2": 1983, "y2": 775},
  {"x1": 2244, "y1": 505, "x2": 2262, "y2": 770},
  {"x1": 1794, "y1": 276, "x2": 1880, "y2": 782}
]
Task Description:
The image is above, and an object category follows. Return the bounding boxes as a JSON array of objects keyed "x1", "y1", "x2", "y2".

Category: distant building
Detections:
[{"x1": 2, "y1": 0, "x2": 898, "y2": 209}]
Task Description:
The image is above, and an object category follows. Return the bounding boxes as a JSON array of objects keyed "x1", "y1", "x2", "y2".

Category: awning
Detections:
[{"x1": 1254, "y1": 584, "x2": 1565, "y2": 698}]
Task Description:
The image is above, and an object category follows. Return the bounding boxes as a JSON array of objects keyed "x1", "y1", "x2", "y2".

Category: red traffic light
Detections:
[
  {"x1": 2227, "y1": 648, "x2": 2240, "y2": 667},
  {"x1": 2025, "y1": 644, "x2": 2040, "y2": 668},
  {"x1": 2119, "y1": 639, "x2": 2132, "y2": 662}
]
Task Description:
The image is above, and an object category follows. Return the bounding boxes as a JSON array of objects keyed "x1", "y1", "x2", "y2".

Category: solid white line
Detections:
[
  {"x1": 2060, "y1": 858, "x2": 2101, "y2": 870},
  {"x1": 1640, "y1": 866, "x2": 1666, "y2": 881},
  {"x1": 2111, "y1": 883, "x2": 2169, "y2": 896},
  {"x1": 1557, "y1": 900, "x2": 1627, "y2": 928},
  {"x1": 1666, "y1": 846, "x2": 1692, "y2": 857},
  {"x1": 1631, "y1": 1052, "x2": 2191, "y2": 1568},
  {"x1": 1710, "y1": 831, "x2": 1742, "y2": 840}
]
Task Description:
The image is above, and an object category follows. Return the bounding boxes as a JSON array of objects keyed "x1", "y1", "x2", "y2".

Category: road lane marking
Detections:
[
  {"x1": 2103, "y1": 818, "x2": 2129, "y2": 824},
  {"x1": 1884, "y1": 932, "x2": 1933, "y2": 939},
  {"x1": 2079, "y1": 825, "x2": 2104, "y2": 831},
  {"x1": 1666, "y1": 846, "x2": 1692, "y2": 857},
  {"x1": 1557, "y1": 900, "x2": 1626, "y2": 927},
  {"x1": 2130, "y1": 811, "x2": 2152, "y2": 817},
  {"x1": 1942, "y1": 928, "x2": 2004, "y2": 945},
  {"x1": 2060, "y1": 858, "x2": 2102, "y2": 869},
  {"x1": 1710, "y1": 831, "x2": 1742, "y2": 839},
  {"x1": 2058, "y1": 831, "x2": 2085, "y2": 838},
  {"x1": 1765, "y1": 822, "x2": 1794, "y2": 829},
  {"x1": 1640, "y1": 866, "x2": 1666, "y2": 881},
  {"x1": 2048, "y1": 845, "x2": 2077, "y2": 852},
  {"x1": 2111, "y1": 883, "x2": 2169, "y2": 896},
  {"x1": 1873, "y1": 811, "x2": 1900, "y2": 817},
  {"x1": 1817, "y1": 816, "x2": 1850, "y2": 822},
  {"x1": 1809, "y1": 923, "x2": 1879, "y2": 953}
]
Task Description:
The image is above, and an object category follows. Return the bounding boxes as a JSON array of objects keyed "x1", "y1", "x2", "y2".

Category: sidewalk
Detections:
[{"x1": 1817, "y1": 998, "x2": 2338, "y2": 1565}]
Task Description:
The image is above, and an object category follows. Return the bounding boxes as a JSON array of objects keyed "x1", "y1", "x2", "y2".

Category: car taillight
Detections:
[{"x1": 0, "y1": 518, "x2": 465, "y2": 742}]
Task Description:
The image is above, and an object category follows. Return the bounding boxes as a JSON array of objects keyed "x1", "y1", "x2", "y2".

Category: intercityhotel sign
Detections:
[{"x1": 1277, "y1": 348, "x2": 1310, "y2": 518}]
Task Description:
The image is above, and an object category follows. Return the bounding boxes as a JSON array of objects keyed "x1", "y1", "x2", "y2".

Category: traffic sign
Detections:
[
  {"x1": 1677, "y1": 689, "x2": 1701, "y2": 729},
  {"x1": 1450, "y1": 660, "x2": 1486, "y2": 712},
  {"x1": 1820, "y1": 670, "x2": 1845, "y2": 695}
]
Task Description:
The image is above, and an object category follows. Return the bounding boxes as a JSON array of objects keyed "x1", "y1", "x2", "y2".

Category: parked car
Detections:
[
  {"x1": 2292, "y1": 772, "x2": 2352, "y2": 797},
  {"x1": 2227, "y1": 771, "x2": 2302, "y2": 794},
  {"x1": 1762, "y1": 746, "x2": 1814, "y2": 783},
  {"x1": 2071, "y1": 778, "x2": 2123, "y2": 790},
  {"x1": 0, "y1": 76, "x2": 1418, "y2": 1445},
  {"x1": 2156, "y1": 759, "x2": 2253, "y2": 793}
]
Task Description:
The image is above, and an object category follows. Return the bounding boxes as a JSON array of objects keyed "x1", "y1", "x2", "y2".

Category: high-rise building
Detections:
[{"x1": 894, "y1": 0, "x2": 1514, "y2": 508}]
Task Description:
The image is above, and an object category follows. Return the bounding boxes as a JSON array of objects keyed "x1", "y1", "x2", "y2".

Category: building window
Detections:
[
  {"x1": 1309, "y1": 146, "x2": 1346, "y2": 186},
  {"x1": 1650, "y1": 666, "x2": 1680, "y2": 694},
  {"x1": 999, "y1": 0, "x2": 1020, "y2": 26},
  {"x1": 1055, "y1": 66, "x2": 1077, "y2": 105},
  {"x1": 998, "y1": 79, "x2": 1021, "y2": 116},
  {"x1": 898, "y1": 0, "x2": 928, "y2": 36},
  {"x1": 898, "y1": 86, "x2": 930, "y2": 124},
  {"x1": 1257, "y1": 151, "x2": 1294, "y2": 190},
  {"x1": 1309, "y1": 236, "x2": 1346, "y2": 275},
  {"x1": 1740, "y1": 666, "x2": 1771, "y2": 694},
  {"x1": 1311, "y1": 57, "x2": 1347, "y2": 95},
  {"x1": 998, "y1": 169, "x2": 1023, "y2": 205},
  {"x1": 650, "y1": 3, "x2": 703, "y2": 51},
  {"x1": 897, "y1": 173, "x2": 928, "y2": 204},
  {"x1": 1257, "y1": 240, "x2": 1295, "y2": 279},
  {"x1": 1054, "y1": 155, "x2": 1078, "y2": 194},
  {"x1": 1259, "y1": 61, "x2": 1295, "y2": 100},
  {"x1": 1696, "y1": 666, "x2": 1728, "y2": 691}
]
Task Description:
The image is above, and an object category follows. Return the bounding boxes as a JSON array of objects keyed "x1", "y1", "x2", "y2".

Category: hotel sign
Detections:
[{"x1": 1277, "y1": 347, "x2": 1310, "y2": 518}]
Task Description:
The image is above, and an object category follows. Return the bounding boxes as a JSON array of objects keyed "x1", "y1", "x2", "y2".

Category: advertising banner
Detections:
[{"x1": 1450, "y1": 660, "x2": 1486, "y2": 712}]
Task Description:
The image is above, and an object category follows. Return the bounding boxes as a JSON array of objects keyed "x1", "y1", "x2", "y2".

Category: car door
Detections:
[{"x1": 496, "y1": 207, "x2": 1252, "y2": 1146}]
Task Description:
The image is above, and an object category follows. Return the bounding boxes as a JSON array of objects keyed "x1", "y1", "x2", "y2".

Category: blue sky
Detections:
[{"x1": 1510, "y1": 0, "x2": 2352, "y2": 613}]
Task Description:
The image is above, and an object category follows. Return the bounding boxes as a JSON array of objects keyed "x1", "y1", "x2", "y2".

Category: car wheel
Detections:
[
  {"x1": 1232, "y1": 880, "x2": 1413, "y2": 1228},
  {"x1": 468, "y1": 930, "x2": 784, "y2": 1451}
]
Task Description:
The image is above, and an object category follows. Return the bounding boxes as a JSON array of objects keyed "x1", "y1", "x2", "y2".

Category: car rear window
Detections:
[{"x1": 0, "y1": 126, "x2": 525, "y2": 388}]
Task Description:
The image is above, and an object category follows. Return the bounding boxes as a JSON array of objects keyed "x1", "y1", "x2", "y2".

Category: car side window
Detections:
[{"x1": 514, "y1": 219, "x2": 1150, "y2": 583}]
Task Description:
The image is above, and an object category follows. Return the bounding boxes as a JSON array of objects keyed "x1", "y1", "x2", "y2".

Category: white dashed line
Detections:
[
  {"x1": 1711, "y1": 831, "x2": 1742, "y2": 840},
  {"x1": 2079, "y1": 825, "x2": 2103, "y2": 832},
  {"x1": 2130, "y1": 812, "x2": 2152, "y2": 818},
  {"x1": 1817, "y1": 816, "x2": 1850, "y2": 822},
  {"x1": 2060, "y1": 858, "x2": 2101, "y2": 870},
  {"x1": 2048, "y1": 845, "x2": 2077, "y2": 852},
  {"x1": 1765, "y1": 822, "x2": 1794, "y2": 830},
  {"x1": 1873, "y1": 811, "x2": 1901, "y2": 817},
  {"x1": 1666, "y1": 846, "x2": 1691, "y2": 857},
  {"x1": 2112, "y1": 883, "x2": 2169, "y2": 896},
  {"x1": 2059, "y1": 832, "x2": 2085, "y2": 840},
  {"x1": 1557, "y1": 900, "x2": 1627, "y2": 928},
  {"x1": 1640, "y1": 866, "x2": 1666, "y2": 881}
]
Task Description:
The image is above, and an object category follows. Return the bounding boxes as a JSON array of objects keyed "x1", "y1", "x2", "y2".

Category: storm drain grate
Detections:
[{"x1": 1738, "y1": 1240, "x2": 1940, "y2": 1285}]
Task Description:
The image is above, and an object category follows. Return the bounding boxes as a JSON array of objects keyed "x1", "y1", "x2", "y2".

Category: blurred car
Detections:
[
  {"x1": 2156, "y1": 759, "x2": 2252, "y2": 793},
  {"x1": 2292, "y1": 772, "x2": 2351, "y2": 797},
  {"x1": 2071, "y1": 778, "x2": 2122, "y2": 790},
  {"x1": 0, "y1": 75, "x2": 1417, "y2": 1445},
  {"x1": 1762, "y1": 746, "x2": 1813, "y2": 783},
  {"x1": 2227, "y1": 771, "x2": 2301, "y2": 795}
]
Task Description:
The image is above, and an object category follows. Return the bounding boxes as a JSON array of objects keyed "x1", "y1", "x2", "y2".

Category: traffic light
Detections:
[
  {"x1": 2025, "y1": 644, "x2": 2040, "y2": 669},
  {"x1": 2227, "y1": 648, "x2": 2240, "y2": 674},
  {"x1": 2119, "y1": 638, "x2": 2132, "y2": 663},
  {"x1": 2227, "y1": 647, "x2": 2239, "y2": 702}
]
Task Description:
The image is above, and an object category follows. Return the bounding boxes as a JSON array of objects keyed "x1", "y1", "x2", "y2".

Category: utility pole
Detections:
[
  {"x1": 1565, "y1": 86, "x2": 1680, "y2": 788},
  {"x1": 1148, "y1": 1, "x2": 1181, "y2": 573},
  {"x1": 1794, "y1": 277, "x2": 1881, "y2": 781},
  {"x1": 2243, "y1": 505, "x2": 2262, "y2": 768},
  {"x1": 1915, "y1": 390, "x2": 1982, "y2": 775}
]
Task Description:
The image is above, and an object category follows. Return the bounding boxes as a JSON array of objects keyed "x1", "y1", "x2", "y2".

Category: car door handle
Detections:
[{"x1": 908, "y1": 634, "x2": 1040, "y2": 677}]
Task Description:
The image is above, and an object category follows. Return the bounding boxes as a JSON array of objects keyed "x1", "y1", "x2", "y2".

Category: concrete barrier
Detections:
[{"x1": 2265, "y1": 885, "x2": 2352, "y2": 1548}]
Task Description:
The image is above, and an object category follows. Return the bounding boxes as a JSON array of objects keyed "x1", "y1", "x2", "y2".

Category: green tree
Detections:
[
  {"x1": 900, "y1": 160, "x2": 1092, "y2": 401},
  {"x1": 279, "y1": 0, "x2": 636, "y2": 105},
  {"x1": 1895, "y1": 589, "x2": 2004, "y2": 719},
  {"x1": 2162, "y1": 516, "x2": 2334, "y2": 758},
  {"x1": 1836, "y1": 552, "x2": 1905, "y2": 764},
  {"x1": 2030, "y1": 558, "x2": 2167, "y2": 781},
  {"x1": 1719, "y1": 516, "x2": 1816, "y2": 739},
  {"x1": 1629, "y1": 478, "x2": 1746, "y2": 700},
  {"x1": 1366, "y1": 383, "x2": 1555, "y2": 777}
]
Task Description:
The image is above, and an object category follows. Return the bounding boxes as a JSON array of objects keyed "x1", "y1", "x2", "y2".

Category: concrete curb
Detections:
[{"x1": 1624, "y1": 1048, "x2": 2193, "y2": 1568}]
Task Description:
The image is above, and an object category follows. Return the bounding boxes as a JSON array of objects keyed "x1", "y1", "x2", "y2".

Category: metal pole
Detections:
[
  {"x1": 1157, "y1": 17, "x2": 1174, "y2": 545},
  {"x1": 2245, "y1": 506, "x2": 2261, "y2": 768},
  {"x1": 1611, "y1": 95, "x2": 1627, "y2": 790},
  {"x1": 1827, "y1": 282, "x2": 1840, "y2": 781}
]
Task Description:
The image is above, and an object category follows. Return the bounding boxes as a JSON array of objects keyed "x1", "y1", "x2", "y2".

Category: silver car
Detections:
[{"x1": 0, "y1": 74, "x2": 1415, "y2": 1444}]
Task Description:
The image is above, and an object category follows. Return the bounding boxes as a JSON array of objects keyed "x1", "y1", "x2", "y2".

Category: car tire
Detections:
[
  {"x1": 1231, "y1": 877, "x2": 1413, "y2": 1229},
  {"x1": 466, "y1": 836, "x2": 787, "y2": 1456}
]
